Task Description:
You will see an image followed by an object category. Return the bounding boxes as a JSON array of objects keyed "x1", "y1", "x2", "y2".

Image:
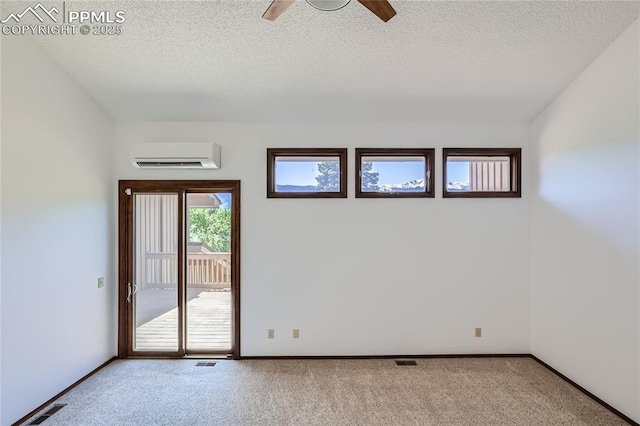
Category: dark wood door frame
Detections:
[{"x1": 118, "y1": 180, "x2": 241, "y2": 359}]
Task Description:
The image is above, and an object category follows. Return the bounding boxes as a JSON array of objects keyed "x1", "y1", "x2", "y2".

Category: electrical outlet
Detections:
[
  {"x1": 475, "y1": 327, "x2": 482, "y2": 337},
  {"x1": 98, "y1": 277, "x2": 105, "y2": 288},
  {"x1": 267, "y1": 329, "x2": 275, "y2": 339},
  {"x1": 293, "y1": 329, "x2": 300, "y2": 339}
]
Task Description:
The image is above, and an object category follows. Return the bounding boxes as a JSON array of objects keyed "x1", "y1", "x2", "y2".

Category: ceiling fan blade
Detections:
[
  {"x1": 357, "y1": 0, "x2": 396, "y2": 22},
  {"x1": 263, "y1": 0, "x2": 296, "y2": 20}
]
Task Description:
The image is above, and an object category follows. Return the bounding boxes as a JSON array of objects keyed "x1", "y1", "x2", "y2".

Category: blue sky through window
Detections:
[
  {"x1": 215, "y1": 193, "x2": 232, "y2": 209},
  {"x1": 276, "y1": 158, "x2": 471, "y2": 186},
  {"x1": 447, "y1": 161, "x2": 469, "y2": 183},
  {"x1": 366, "y1": 160, "x2": 424, "y2": 184},
  {"x1": 276, "y1": 161, "x2": 323, "y2": 186}
]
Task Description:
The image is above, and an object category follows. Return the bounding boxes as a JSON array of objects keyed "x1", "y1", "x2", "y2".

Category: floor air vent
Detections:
[
  {"x1": 28, "y1": 404, "x2": 67, "y2": 425},
  {"x1": 395, "y1": 360, "x2": 417, "y2": 366},
  {"x1": 196, "y1": 362, "x2": 217, "y2": 367}
]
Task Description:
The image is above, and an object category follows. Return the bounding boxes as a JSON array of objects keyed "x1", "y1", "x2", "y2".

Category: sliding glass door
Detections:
[
  {"x1": 118, "y1": 181, "x2": 240, "y2": 358},
  {"x1": 133, "y1": 193, "x2": 180, "y2": 352},
  {"x1": 185, "y1": 192, "x2": 233, "y2": 352}
]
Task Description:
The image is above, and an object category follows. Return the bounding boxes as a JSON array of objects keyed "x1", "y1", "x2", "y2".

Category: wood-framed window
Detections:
[
  {"x1": 355, "y1": 148, "x2": 435, "y2": 198},
  {"x1": 267, "y1": 148, "x2": 348, "y2": 198},
  {"x1": 443, "y1": 148, "x2": 522, "y2": 198}
]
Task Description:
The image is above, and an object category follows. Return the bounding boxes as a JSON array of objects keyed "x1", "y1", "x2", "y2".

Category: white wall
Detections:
[
  {"x1": 0, "y1": 36, "x2": 116, "y2": 425},
  {"x1": 530, "y1": 19, "x2": 639, "y2": 423},
  {"x1": 116, "y1": 121, "x2": 531, "y2": 357}
]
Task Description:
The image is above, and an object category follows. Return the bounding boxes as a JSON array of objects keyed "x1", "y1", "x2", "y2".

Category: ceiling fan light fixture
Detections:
[{"x1": 306, "y1": 0, "x2": 351, "y2": 12}]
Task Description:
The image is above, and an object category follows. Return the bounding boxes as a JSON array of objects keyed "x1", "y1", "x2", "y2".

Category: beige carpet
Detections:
[{"x1": 22, "y1": 357, "x2": 628, "y2": 425}]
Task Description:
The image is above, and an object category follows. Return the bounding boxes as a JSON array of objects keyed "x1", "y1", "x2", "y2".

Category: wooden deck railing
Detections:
[
  {"x1": 142, "y1": 252, "x2": 231, "y2": 289},
  {"x1": 187, "y1": 253, "x2": 231, "y2": 288}
]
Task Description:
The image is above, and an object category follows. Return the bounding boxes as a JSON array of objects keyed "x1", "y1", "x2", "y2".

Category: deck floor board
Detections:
[{"x1": 134, "y1": 289, "x2": 231, "y2": 351}]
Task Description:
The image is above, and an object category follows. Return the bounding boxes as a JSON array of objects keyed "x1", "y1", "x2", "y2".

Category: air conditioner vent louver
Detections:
[
  {"x1": 136, "y1": 161, "x2": 206, "y2": 168},
  {"x1": 130, "y1": 143, "x2": 221, "y2": 169}
]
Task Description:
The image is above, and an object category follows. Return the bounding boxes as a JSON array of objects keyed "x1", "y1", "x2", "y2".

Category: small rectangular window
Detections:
[
  {"x1": 267, "y1": 148, "x2": 347, "y2": 198},
  {"x1": 443, "y1": 148, "x2": 521, "y2": 198},
  {"x1": 355, "y1": 148, "x2": 435, "y2": 198}
]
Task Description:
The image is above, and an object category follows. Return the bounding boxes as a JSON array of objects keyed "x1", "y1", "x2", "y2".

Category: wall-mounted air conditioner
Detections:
[{"x1": 130, "y1": 142, "x2": 221, "y2": 169}]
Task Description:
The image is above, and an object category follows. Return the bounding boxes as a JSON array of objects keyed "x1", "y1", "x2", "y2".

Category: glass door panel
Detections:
[
  {"x1": 133, "y1": 193, "x2": 179, "y2": 351},
  {"x1": 186, "y1": 192, "x2": 232, "y2": 352}
]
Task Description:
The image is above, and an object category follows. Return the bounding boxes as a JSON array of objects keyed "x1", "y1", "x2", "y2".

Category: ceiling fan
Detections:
[{"x1": 263, "y1": 0, "x2": 396, "y2": 23}]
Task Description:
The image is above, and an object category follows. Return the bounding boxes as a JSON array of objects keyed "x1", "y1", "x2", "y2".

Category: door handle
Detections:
[{"x1": 126, "y1": 283, "x2": 138, "y2": 303}]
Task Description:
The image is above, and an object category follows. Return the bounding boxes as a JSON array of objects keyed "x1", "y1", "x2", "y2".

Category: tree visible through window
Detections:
[
  {"x1": 316, "y1": 160, "x2": 340, "y2": 192},
  {"x1": 189, "y1": 207, "x2": 231, "y2": 252},
  {"x1": 267, "y1": 148, "x2": 348, "y2": 198},
  {"x1": 355, "y1": 148, "x2": 434, "y2": 198},
  {"x1": 361, "y1": 162, "x2": 380, "y2": 192}
]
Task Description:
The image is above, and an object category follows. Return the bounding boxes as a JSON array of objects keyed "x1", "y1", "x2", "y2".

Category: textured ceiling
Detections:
[{"x1": 3, "y1": 0, "x2": 639, "y2": 121}]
